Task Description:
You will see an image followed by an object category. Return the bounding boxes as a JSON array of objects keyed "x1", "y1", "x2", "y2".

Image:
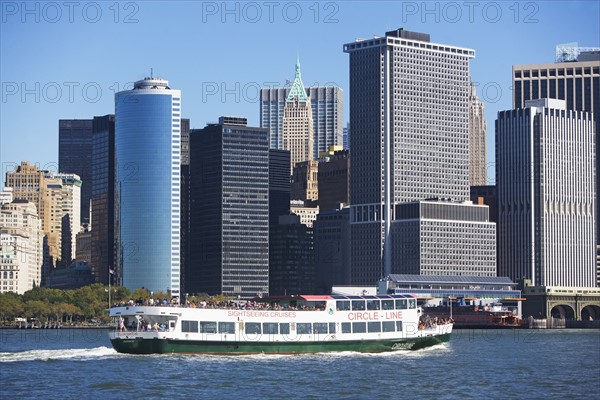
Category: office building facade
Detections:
[
  {"x1": 318, "y1": 147, "x2": 350, "y2": 212},
  {"x1": 59, "y1": 119, "x2": 93, "y2": 225},
  {"x1": 0, "y1": 200, "x2": 43, "y2": 293},
  {"x1": 344, "y1": 29, "x2": 475, "y2": 284},
  {"x1": 496, "y1": 99, "x2": 596, "y2": 287},
  {"x1": 291, "y1": 160, "x2": 318, "y2": 202},
  {"x1": 56, "y1": 173, "x2": 81, "y2": 265},
  {"x1": 392, "y1": 200, "x2": 496, "y2": 276},
  {"x1": 116, "y1": 77, "x2": 181, "y2": 297},
  {"x1": 313, "y1": 207, "x2": 351, "y2": 293},
  {"x1": 91, "y1": 115, "x2": 116, "y2": 284},
  {"x1": 269, "y1": 214, "x2": 315, "y2": 295},
  {"x1": 269, "y1": 149, "x2": 291, "y2": 226},
  {"x1": 512, "y1": 59, "x2": 600, "y2": 246},
  {"x1": 189, "y1": 117, "x2": 269, "y2": 298}
]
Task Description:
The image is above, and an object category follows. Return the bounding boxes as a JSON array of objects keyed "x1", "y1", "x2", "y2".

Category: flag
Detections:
[{"x1": 109, "y1": 268, "x2": 115, "y2": 275}]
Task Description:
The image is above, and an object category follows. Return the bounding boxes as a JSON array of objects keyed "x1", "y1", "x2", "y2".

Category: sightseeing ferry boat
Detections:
[{"x1": 108, "y1": 294, "x2": 453, "y2": 354}]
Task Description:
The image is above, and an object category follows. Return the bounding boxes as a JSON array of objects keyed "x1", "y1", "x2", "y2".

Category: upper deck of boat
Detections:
[{"x1": 110, "y1": 294, "x2": 418, "y2": 315}]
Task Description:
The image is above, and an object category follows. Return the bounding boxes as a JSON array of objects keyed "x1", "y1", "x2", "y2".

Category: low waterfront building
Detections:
[
  {"x1": 379, "y1": 274, "x2": 522, "y2": 316},
  {"x1": 521, "y1": 284, "x2": 600, "y2": 321}
]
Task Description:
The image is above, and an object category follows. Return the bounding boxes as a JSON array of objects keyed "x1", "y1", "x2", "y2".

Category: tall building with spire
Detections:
[
  {"x1": 469, "y1": 81, "x2": 487, "y2": 186},
  {"x1": 261, "y1": 83, "x2": 344, "y2": 158},
  {"x1": 282, "y1": 59, "x2": 314, "y2": 172}
]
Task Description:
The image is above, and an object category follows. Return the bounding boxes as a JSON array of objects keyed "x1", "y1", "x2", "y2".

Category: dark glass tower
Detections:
[
  {"x1": 268, "y1": 149, "x2": 291, "y2": 226},
  {"x1": 189, "y1": 117, "x2": 269, "y2": 298},
  {"x1": 91, "y1": 115, "x2": 115, "y2": 284},
  {"x1": 58, "y1": 119, "x2": 93, "y2": 225},
  {"x1": 269, "y1": 214, "x2": 314, "y2": 295}
]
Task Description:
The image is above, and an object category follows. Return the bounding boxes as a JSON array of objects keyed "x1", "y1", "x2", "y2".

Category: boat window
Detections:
[
  {"x1": 395, "y1": 299, "x2": 407, "y2": 309},
  {"x1": 351, "y1": 300, "x2": 365, "y2": 311},
  {"x1": 336, "y1": 300, "x2": 350, "y2": 311},
  {"x1": 181, "y1": 320, "x2": 198, "y2": 333},
  {"x1": 218, "y1": 322, "x2": 235, "y2": 334},
  {"x1": 297, "y1": 323, "x2": 312, "y2": 334},
  {"x1": 366, "y1": 300, "x2": 381, "y2": 310},
  {"x1": 245, "y1": 322, "x2": 261, "y2": 334},
  {"x1": 352, "y1": 322, "x2": 366, "y2": 333},
  {"x1": 263, "y1": 323, "x2": 279, "y2": 334},
  {"x1": 329, "y1": 323, "x2": 336, "y2": 334},
  {"x1": 341, "y1": 322, "x2": 351, "y2": 334},
  {"x1": 408, "y1": 299, "x2": 416, "y2": 309},
  {"x1": 314, "y1": 323, "x2": 328, "y2": 334},
  {"x1": 280, "y1": 323, "x2": 290, "y2": 334},
  {"x1": 381, "y1": 300, "x2": 394, "y2": 310},
  {"x1": 396, "y1": 321, "x2": 403, "y2": 332},
  {"x1": 368, "y1": 322, "x2": 381, "y2": 333},
  {"x1": 200, "y1": 321, "x2": 217, "y2": 334},
  {"x1": 382, "y1": 321, "x2": 395, "y2": 332}
]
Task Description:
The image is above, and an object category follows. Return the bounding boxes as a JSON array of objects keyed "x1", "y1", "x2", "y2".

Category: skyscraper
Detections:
[
  {"x1": 469, "y1": 81, "x2": 487, "y2": 185},
  {"x1": 282, "y1": 60, "x2": 314, "y2": 171},
  {"x1": 91, "y1": 114, "x2": 116, "y2": 284},
  {"x1": 115, "y1": 77, "x2": 181, "y2": 297},
  {"x1": 189, "y1": 117, "x2": 269, "y2": 298},
  {"x1": 344, "y1": 29, "x2": 475, "y2": 284},
  {"x1": 260, "y1": 74, "x2": 343, "y2": 157},
  {"x1": 59, "y1": 119, "x2": 93, "y2": 225},
  {"x1": 496, "y1": 99, "x2": 596, "y2": 287},
  {"x1": 512, "y1": 55, "x2": 600, "y2": 255}
]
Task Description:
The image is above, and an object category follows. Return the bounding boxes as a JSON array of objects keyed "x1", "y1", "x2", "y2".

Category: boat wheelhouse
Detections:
[{"x1": 108, "y1": 294, "x2": 453, "y2": 354}]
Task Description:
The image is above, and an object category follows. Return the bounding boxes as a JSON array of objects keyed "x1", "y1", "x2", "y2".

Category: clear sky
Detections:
[{"x1": 1, "y1": 1, "x2": 599, "y2": 183}]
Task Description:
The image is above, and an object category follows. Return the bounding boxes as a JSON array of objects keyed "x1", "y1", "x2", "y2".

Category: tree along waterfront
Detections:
[{"x1": 0, "y1": 285, "x2": 175, "y2": 326}]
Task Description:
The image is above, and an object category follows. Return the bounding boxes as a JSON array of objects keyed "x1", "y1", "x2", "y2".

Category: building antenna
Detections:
[{"x1": 150, "y1": 68, "x2": 153, "y2": 78}]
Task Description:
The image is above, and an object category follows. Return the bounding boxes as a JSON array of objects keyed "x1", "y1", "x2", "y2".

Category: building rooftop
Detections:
[
  {"x1": 387, "y1": 274, "x2": 515, "y2": 286},
  {"x1": 286, "y1": 58, "x2": 309, "y2": 103}
]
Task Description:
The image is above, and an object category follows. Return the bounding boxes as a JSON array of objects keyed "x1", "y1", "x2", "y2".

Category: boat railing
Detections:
[{"x1": 111, "y1": 301, "x2": 328, "y2": 312}]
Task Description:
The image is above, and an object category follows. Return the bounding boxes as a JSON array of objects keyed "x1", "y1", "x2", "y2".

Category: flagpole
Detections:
[{"x1": 108, "y1": 266, "x2": 112, "y2": 309}]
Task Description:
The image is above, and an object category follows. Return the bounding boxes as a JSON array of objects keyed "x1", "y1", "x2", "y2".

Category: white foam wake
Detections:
[{"x1": 0, "y1": 346, "x2": 119, "y2": 363}]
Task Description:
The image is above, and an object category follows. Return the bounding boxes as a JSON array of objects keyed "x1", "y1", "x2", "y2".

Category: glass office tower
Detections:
[{"x1": 115, "y1": 78, "x2": 181, "y2": 298}]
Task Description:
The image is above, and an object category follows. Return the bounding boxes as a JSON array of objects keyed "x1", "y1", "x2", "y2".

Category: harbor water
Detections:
[{"x1": 1, "y1": 328, "x2": 599, "y2": 399}]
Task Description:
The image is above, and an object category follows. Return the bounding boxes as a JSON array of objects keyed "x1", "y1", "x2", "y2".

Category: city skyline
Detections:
[{"x1": 2, "y1": 1, "x2": 599, "y2": 182}]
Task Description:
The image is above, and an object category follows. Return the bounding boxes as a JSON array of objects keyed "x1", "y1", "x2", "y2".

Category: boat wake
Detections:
[{"x1": 0, "y1": 346, "x2": 119, "y2": 363}]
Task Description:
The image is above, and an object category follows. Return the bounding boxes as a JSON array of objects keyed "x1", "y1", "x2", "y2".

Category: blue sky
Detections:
[{"x1": 1, "y1": 1, "x2": 599, "y2": 183}]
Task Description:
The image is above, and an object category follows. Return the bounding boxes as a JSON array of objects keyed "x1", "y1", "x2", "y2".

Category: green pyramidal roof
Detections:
[{"x1": 286, "y1": 58, "x2": 309, "y2": 103}]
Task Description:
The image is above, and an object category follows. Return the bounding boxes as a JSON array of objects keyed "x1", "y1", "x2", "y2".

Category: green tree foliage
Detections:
[{"x1": 0, "y1": 284, "x2": 132, "y2": 324}]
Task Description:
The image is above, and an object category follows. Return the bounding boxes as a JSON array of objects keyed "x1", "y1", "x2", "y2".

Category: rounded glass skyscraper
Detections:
[{"x1": 116, "y1": 78, "x2": 181, "y2": 297}]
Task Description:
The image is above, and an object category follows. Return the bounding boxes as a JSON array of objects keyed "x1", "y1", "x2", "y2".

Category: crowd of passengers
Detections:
[
  {"x1": 113, "y1": 298, "x2": 326, "y2": 311},
  {"x1": 418, "y1": 316, "x2": 454, "y2": 329}
]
